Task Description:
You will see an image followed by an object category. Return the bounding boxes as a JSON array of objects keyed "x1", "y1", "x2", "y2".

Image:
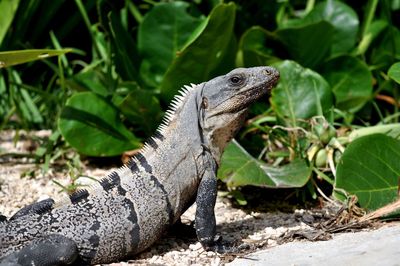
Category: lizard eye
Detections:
[{"x1": 229, "y1": 75, "x2": 245, "y2": 86}]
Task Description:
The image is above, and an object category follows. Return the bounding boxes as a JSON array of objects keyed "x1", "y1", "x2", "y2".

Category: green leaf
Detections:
[
  {"x1": 118, "y1": 88, "x2": 163, "y2": 135},
  {"x1": 218, "y1": 140, "x2": 312, "y2": 188},
  {"x1": 271, "y1": 60, "x2": 333, "y2": 127},
  {"x1": 237, "y1": 26, "x2": 279, "y2": 67},
  {"x1": 160, "y1": 2, "x2": 236, "y2": 101},
  {"x1": 388, "y1": 62, "x2": 400, "y2": 84},
  {"x1": 0, "y1": 0, "x2": 20, "y2": 45},
  {"x1": 301, "y1": 0, "x2": 359, "y2": 55},
  {"x1": 209, "y1": 33, "x2": 237, "y2": 78},
  {"x1": 275, "y1": 21, "x2": 335, "y2": 69},
  {"x1": 138, "y1": 1, "x2": 205, "y2": 86},
  {"x1": 370, "y1": 26, "x2": 400, "y2": 70},
  {"x1": 0, "y1": 49, "x2": 72, "y2": 68},
  {"x1": 278, "y1": 0, "x2": 358, "y2": 56},
  {"x1": 348, "y1": 123, "x2": 400, "y2": 142},
  {"x1": 321, "y1": 55, "x2": 373, "y2": 112},
  {"x1": 58, "y1": 92, "x2": 140, "y2": 157},
  {"x1": 67, "y1": 70, "x2": 110, "y2": 96},
  {"x1": 335, "y1": 134, "x2": 400, "y2": 210}
]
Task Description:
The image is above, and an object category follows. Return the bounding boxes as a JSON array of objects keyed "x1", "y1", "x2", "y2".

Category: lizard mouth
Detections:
[
  {"x1": 226, "y1": 76, "x2": 279, "y2": 113},
  {"x1": 211, "y1": 76, "x2": 279, "y2": 116},
  {"x1": 237, "y1": 80, "x2": 276, "y2": 107},
  {"x1": 236, "y1": 71, "x2": 280, "y2": 108}
]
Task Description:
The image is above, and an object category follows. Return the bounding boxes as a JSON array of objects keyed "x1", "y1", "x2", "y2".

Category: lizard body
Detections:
[{"x1": 0, "y1": 66, "x2": 279, "y2": 265}]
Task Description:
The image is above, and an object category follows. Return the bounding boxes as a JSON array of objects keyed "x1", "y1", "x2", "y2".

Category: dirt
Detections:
[{"x1": 0, "y1": 130, "x2": 380, "y2": 265}]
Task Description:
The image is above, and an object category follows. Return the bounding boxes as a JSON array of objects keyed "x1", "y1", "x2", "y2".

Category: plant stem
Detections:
[
  {"x1": 126, "y1": 0, "x2": 143, "y2": 24},
  {"x1": 74, "y1": 0, "x2": 102, "y2": 59},
  {"x1": 313, "y1": 167, "x2": 334, "y2": 185},
  {"x1": 361, "y1": 0, "x2": 378, "y2": 38}
]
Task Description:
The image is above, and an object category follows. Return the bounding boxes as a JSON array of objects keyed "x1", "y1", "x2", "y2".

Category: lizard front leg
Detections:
[
  {"x1": 195, "y1": 157, "x2": 222, "y2": 250},
  {"x1": 194, "y1": 163, "x2": 243, "y2": 254}
]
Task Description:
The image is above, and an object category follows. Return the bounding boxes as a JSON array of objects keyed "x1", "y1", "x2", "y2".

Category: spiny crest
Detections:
[
  {"x1": 122, "y1": 82, "x2": 197, "y2": 173},
  {"x1": 69, "y1": 189, "x2": 90, "y2": 203},
  {"x1": 56, "y1": 166, "x2": 128, "y2": 207},
  {"x1": 156, "y1": 83, "x2": 198, "y2": 136}
]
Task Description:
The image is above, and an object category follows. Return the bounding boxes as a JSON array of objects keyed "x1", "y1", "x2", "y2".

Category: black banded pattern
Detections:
[
  {"x1": 99, "y1": 171, "x2": 121, "y2": 191},
  {"x1": 146, "y1": 137, "x2": 158, "y2": 149},
  {"x1": 10, "y1": 198, "x2": 55, "y2": 220},
  {"x1": 136, "y1": 153, "x2": 152, "y2": 173},
  {"x1": 127, "y1": 159, "x2": 139, "y2": 172},
  {"x1": 69, "y1": 189, "x2": 90, "y2": 204},
  {"x1": 153, "y1": 131, "x2": 165, "y2": 141}
]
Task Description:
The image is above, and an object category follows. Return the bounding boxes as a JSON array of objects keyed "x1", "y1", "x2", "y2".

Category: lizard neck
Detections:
[{"x1": 203, "y1": 109, "x2": 248, "y2": 165}]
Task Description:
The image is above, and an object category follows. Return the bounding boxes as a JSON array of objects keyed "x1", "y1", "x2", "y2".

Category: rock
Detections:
[{"x1": 228, "y1": 225, "x2": 400, "y2": 266}]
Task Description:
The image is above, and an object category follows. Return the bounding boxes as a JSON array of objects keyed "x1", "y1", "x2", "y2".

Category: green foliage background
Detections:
[{"x1": 1, "y1": 0, "x2": 400, "y2": 211}]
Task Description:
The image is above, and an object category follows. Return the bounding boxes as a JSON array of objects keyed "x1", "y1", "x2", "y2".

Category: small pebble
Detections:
[{"x1": 189, "y1": 242, "x2": 202, "y2": 251}]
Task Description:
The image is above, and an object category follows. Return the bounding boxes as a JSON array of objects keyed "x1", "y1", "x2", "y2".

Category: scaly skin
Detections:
[{"x1": 0, "y1": 66, "x2": 279, "y2": 265}]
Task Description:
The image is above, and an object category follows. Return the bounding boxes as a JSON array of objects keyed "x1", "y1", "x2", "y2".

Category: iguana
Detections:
[{"x1": 0, "y1": 66, "x2": 279, "y2": 265}]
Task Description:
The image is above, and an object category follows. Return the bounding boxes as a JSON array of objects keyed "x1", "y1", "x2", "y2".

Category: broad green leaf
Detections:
[
  {"x1": 108, "y1": 11, "x2": 140, "y2": 81},
  {"x1": 271, "y1": 60, "x2": 333, "y2": 127},
  {"x1": 219, "y1": 140, "x2": 311, "y2": 188},
  {"x1": 388, "y1": 62, "x2": 400, "y2": 84},
  {"x1": 335, "y1": 134, "x2": 400, "y2": 210},
  {"x1": 275, "y1": 21, "x2": 334, "y2": 69},
  {"x1": 160, "y1": 2, "x2": 236, "y2": 101},
  {"x1": 278, "y1": 0, "x2": 358, "y2": 56},
  {"x1": 302, "y1": 0, "x2": 359, "y2": 55},
  {"x1": 118, "y1": 88, "x2": 163, "y2": 135},
  {"x1": 209, "y1": 33, "x2": 237, "y2": 78},
  {"x1": 59, "y1": 92, "x2": 140, "y2": 156},
  {"x1": 321, "y1": 55, "x2": 373, "y2": 113},
  {"x1": 138, "y1": 1, "x2": 205, "y2": 86},
  {"x1": 0, "y1": 49, "x2": 72, "y2": 68},
  {"x1": 0, "y1": 0, "x2": 20, "y2": 45},
  {"x1": 237, "y1": 26, "x2": 279, "y2": 67},
  {"x1": 67, "y1": 70, "x2": 110, "y2": 96}
]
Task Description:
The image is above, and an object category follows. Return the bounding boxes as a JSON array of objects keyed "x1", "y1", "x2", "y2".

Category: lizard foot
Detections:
[{"x1": 202, "y1": 235, "x2": 251, "y2": 254}]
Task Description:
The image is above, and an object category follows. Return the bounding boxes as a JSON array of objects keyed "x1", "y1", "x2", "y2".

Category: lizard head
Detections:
[{"x1": 199, "y1": 66, "x2": 279, "y2": 161}]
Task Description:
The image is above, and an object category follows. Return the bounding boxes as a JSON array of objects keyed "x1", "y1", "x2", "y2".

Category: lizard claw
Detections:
[
  {"x1": 205, "y1": 243, "x2": 238, "y2": 254},
  {"x1": 202, "y1": 235, "x2": 249, "y2": 254}
]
